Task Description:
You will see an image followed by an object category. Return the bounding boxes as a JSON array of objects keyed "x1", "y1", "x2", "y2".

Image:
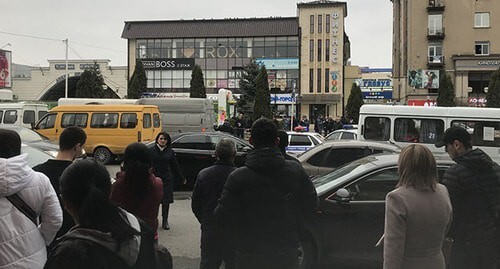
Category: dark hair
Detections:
[
  {"x1": 123, "y1": 142, "x2": 153, "y2": 200},
  {"x1": 277, "y1": 130, "x2": 289, "y2": 153},
  {"x1": 0, "y1": 129, "x2": 21, "y2": 158},
  {"x1": 60, "y1": 159, "x2": 139, "y2": 246},
  {"x1": 59, "y1": 126, "x2": 87, "y2": 151},
  {"x1": 435, "y1": 126, "x2": 472, "y2": 149},
  {"x1": 155, "y1": 131, "x2": 171, "y2": 147},
  {"x1": 251, "y1": 118, "x2": 278, "y2": 148},
  {"x1": 215, "y1": 138, "x2": 236, "y2": 161}
]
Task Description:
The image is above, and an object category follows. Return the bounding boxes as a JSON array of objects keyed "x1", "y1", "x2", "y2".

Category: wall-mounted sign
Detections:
[
  {"x1": 270, "y1": 93, "x2": 296, "y2": 104},
  {"x1": 362, "y1": 91, "x2": 392, "y2": 100},
  {"x1": 408, "y1": 99, "x2": 437, "y2": 106},
  {"x1": 0, "y1": 50, "x2": 12, "y2": 88},
  {"x1": 407, "y1": 69, "x2": 439, "y2": 89},
  {"x1": 331, "y1": 71, "x2": 338, "y2": 92},
  {"x1": 55, "y1": 64, "x2": 75, "y2": 70},
  {"x1": 255, "y1": 58, "x2": 299, "y2": 70},
  {"x1": 80, "y1": 63, "x2": 100, "y2": 70},
  {"x1": 360, "y1": 79, "x2": 392, "y2": 88},
  {"x1": 331, "y1": 12, "x2": 340, "y2": 64},
  {"x1": 142, "y1": 58, "x2": 195, "y2": 70},
  {"x1": 478, "y1": 60, "x2": 500, "y2": 66}
]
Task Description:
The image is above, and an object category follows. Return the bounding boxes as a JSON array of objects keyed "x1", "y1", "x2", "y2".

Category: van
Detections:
[
  {"x1": 136, "y1": 98, "x2": 216, "y2": 133},
  {"x1": 34, "y1": 104, "x2": 161, "y2": 164},
  {"x1": 358, "y1": 104, "x2": 500, "y2": 161},
  {"x1": 0, "y1": 102, "x2": 48, "y2": 128}
]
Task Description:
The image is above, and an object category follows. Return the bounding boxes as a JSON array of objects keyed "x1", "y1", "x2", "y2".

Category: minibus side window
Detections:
[
  {"x1": 91, "y1": 113, "x2": 118, "y2": 128},
  {"x1": 394, "y1": 118, "x2": 444, "y2": 144},
  {"x1": 4, "y1": 110, "x2": 18, "y2": 124},
  {"x1": 62, "y1": 113, "x2": 88, "y2": 128},
  {"x1": 0, "y1": 111, "x2": 3, "y2": 123},
  {"x1": 38, "y1": 111, "x2": 47, "y2": 119},
  {"x1": 23, "y1": 110, "x2": 36, "y2": 124},
  {"x1": 37, "y1": 114, "x2": 56, "y2": 129},
  {"x1": 452, "y1": 120, "x2": 500, "y2": 147},
  {"x1": 363, "y1": 117, "x2": 390, "y2": 141},
  {"x1": 143, "y1": 113, "x2": 152, "y2": 128},
  {"x1": 121, "y1": 113, "x2": 137, "y2": 129},
  {"x1": 153, "y1": 113, "x2": 161, "y2": 128}
]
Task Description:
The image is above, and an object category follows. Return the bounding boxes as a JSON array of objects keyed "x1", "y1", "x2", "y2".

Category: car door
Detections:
[
  {"x1": 302, "y1": 147, "x2": 331, "y2": 177},
  {"x1": 317, "y1": 147, "x2": 367, "y2": 176},
  {"x1": 318, "y1": 167, "x2": 399, "y2": 265},
  {"x1": 171, "y1": 134, "x2": 212, "y2": 187}
]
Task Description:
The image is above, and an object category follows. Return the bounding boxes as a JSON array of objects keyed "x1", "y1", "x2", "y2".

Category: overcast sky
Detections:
[{"x1": 2, "y1": 0, "x2": 392, "y2": 68}]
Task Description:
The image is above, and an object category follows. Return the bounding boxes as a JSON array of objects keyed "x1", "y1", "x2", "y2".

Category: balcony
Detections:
[
  {"x1": 428, "y1": 55, "x2": 444, "y2": 67},
  {"x1": 427, "y1": 0, "x2": 445, "y2": 12},
  {"x1": 427, "y1": 27, "x2": 445, "y2": 40}
]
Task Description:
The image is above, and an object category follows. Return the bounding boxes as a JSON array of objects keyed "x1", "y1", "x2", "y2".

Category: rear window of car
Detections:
[
  {"x1": 172, "y1": 134, "x2": 209, "y2": 150},
  {"x1": 290, "y1": 135, "x2": 311, "y2": 146}
]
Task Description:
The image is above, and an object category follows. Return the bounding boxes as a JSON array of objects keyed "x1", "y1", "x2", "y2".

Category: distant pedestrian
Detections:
[
  {"x1": 45, "y1": 160, "x2": 157, "y2": 269},
  {"x1": 33, "y1": 126, "x2": 87, "y2": 250},
  {"x1": 435, "y1": 126, "x2": 500, "y2": 269},
  {"x1": 235, "y1": 113, "x2": 245, "y2": 139},
  {"x1": 111, "y1": 142, "x2": 163, "y2": 240},
  {"x1": 192, "y1": 139, "x2": 237, "y2": 269},
  {"x1": 0, "y1": 129, "x2": 62, "y2": 269},
  {"x1": 217, "y1": 119, "x2": 234, "y2": 135},
  {"x1": 382, "y1": 144, "x2": 452, "y2": 269},
  {"x1": 149, "y1": 132, "x2": 186, "y2": 230},
  {"x1": 215, "y1": 118, "x2": 318, "y2": 269},
  {"x1": 300, "y1": 116, "x2": 310, "y2": 132}
]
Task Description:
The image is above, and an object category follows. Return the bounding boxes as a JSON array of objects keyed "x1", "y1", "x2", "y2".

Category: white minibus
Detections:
[
  {"x1": 358, "y1": 104, "x2": 500, "y2": 161},
  {"x1": 0, "y1": 102, "x2": 48, "y2": 128}
]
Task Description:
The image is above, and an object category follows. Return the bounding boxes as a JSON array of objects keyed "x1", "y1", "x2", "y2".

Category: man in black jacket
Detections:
[
  {"x1": 192, "y1": 138, "x2": 237, "y2": 269},
  {"x1": 435, "y1": 126, "x2": 500, "y2": 269},
  {"x1": 215, "y1": 118, "x2": 318, "y2": 269}
]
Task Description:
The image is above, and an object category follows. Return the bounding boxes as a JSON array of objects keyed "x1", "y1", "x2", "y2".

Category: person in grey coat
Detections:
[{"x1": 383, "y1": 144, "x2": 452, "y2": 269}]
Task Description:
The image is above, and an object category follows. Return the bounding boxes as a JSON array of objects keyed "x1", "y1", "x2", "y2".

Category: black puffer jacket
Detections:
[
  {"x1": 214, "y1": 146, "x2": 318, "y2": 253},
  {"x1": 442, "y1": 148, "x2": 500, "y2": 246}
]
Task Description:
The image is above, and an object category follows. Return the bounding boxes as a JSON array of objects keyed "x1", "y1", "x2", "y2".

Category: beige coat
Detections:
[{"x1": 383, "y1": 184, "x2": 452, "y2": 269}]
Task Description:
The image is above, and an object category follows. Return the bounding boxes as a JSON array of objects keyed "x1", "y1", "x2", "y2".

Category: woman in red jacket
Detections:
[{"x1": 111, "y1": 142, "x2": 163, "y2": 240}]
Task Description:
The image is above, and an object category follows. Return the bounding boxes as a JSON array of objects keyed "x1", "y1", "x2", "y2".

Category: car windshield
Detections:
[
  {"x1": 16, "y1": 128, "x2": 46, "y2": 142},
  {"x1": 313, "y1": 156, "x2": 378, "y2": 188}
]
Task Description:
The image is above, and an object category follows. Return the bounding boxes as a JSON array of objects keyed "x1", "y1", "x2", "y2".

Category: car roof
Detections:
[
  {"x1": 168, "y1": 131, "x2": 252, "y2": 146},
  {"x1": 298, "y1": 140, "x2": 401, "y2": 160}
]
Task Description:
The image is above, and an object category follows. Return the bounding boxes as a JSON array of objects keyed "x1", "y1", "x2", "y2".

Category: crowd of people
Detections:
[{"x1": 0, "y1": 118, "x2": 499, "y2": 269}]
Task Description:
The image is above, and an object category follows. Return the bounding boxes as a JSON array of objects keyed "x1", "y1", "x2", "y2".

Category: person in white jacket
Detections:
[{"x1": 0, "y1": 129, "x2": 62, "y2": 269}]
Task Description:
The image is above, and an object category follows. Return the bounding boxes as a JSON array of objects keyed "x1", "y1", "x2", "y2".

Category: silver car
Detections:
[{"x1": 298, "y1": 140, "x2": 401, "y2": 177}]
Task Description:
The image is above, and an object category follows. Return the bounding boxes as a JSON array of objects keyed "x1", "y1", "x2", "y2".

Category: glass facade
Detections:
[{"x1": 136, "y1": 36, "x2": 299, "y2": 94}]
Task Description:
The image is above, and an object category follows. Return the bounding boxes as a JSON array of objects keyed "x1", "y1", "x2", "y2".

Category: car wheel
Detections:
[
  {"x1": 298, "y1": 236, "x2": 317, "y2": 269},
  {"x1": 94, "y1": 147, "x2": 113, "y2": 165}
]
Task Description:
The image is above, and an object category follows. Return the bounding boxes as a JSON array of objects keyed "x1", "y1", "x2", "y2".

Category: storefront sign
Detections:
[
  {"x1": 407, "y1": 99, "x2": 437, "y2": 106},
  {"x1": 362, "y1": 91, "x2": 392, "y2": 100},
  {"x1": 80, "y1": 63, "x2": 100, "y2": 70},
  {"x1": 331, "y1": 12, "x2": 340, "y2": 64},
  {"x1": 55, "y1": 64, "x2": 75, "y2": 70},
  {"x1": 468, "y1": 97, "x2": 487, "y2": 107},
  {"x1": 478, "y1": 60, "x2": 500, "y2": 66},
  {"x1": 360, "y1": 79, "x2": 392, "y2": 88},
  {"x1": 270, "y1": 94, "x2": 296, "y2": 104},
  {"x1": 256, "y1": 58, "x2": 299, "y2": 70},
  {"x1": 142, "y1": 58, "x2": 195, "y2": 70}
]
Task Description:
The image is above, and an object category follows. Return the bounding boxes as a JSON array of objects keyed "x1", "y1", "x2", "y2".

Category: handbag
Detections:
[
  {"x1": 6, "y1": 193, "x2": 38, "y2": 225},
  {"x1": 442, "y1": 237, "x2": 454, "y2": 266}
]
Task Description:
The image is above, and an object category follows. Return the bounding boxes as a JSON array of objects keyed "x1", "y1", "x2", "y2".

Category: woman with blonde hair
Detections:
[{"x1": 383, "y1": 144, "x2": 452, "y2": 269}]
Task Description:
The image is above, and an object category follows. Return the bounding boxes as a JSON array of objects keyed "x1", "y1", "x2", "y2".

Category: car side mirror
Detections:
[{"x1": 334, "y1": 188, "x2": 351, "y2": 204}]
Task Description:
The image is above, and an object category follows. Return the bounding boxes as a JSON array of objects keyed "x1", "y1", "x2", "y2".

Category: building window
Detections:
[
  {"x1": 475, "y1": 41, "x2": 490, "y2": 55},
  {"x1": 475, "y1": 13, "x2": 490, "y2": 28},
  {"x1": 325, "y1": 39, "x2": 330, "y2": 62},
  {"x1": 325, "y1": 68, "x2": 330, "y2": 93},
  {"x1": 310, "y1": 40, "x2": 314, "y2": 62},
  {"x1": 326, "y1": 14, "x2": 330, "y2": 33},
  {"x1": 428, "y1": 43, "x2": 443, "y2": 63},
  {"x1": 428, "y1": 14, "x2": 443, "y2": 35},
  {"x1": 310, "y1": 15, "x2": 314, "y2": 33},
  {"x1": 318, "y1": 15, "x2": 323, "y2": 33},
  {"x1": 318, "y1": 39, "x2": 322, "y2": 62},
  {"x1": 317, "y1": 68, "x2": 322, "y2": 93},
  {"x1": 309, "y1": 69, "x2": 314, "y2": 93}
]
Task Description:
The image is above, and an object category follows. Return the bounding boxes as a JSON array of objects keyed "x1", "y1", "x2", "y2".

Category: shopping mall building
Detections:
[{"x1": 121, "y1": 0, "x2": 349, "y2": 120}]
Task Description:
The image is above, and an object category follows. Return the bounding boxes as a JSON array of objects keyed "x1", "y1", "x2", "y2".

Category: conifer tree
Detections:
[
  {"x1": 190, "y1": 65, "x2": 206, "y2": 98},
  {"x1": 128, "y1": 59, "x2": 147, "y2": 99},
  {"x1": 345, "y1": 83, "x2": 364, "y2": 123},
  {"x1": 437, "y1": 70, "x2": 456, "y2": 107},
  {"x1": 253, "y1": 66, "x2": 272, "y2": 121},
  {"x1": 237, "y1": 60, "x2": 260, "y2": 119},
  {"x1": 486, "y1": 66, "x2": 500, "y2": 108},
  {"x1": 75, "y1": 63, "x2": 105, "y2": 98}
]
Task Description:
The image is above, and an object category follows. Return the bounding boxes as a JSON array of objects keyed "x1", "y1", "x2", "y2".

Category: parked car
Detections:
[
  {"x1": 286, "y1": 131, "x2": 325, "y2": 156},
  {"x1": 324, "y1": 129, "x2": 358, "y2": 141},
  {"x1": 299, "y1": 153, "x2": 454, "y2": 269},
  {"x1": 298, "y1": 140, "x2": 401, "y2": 177},
  {"x1": 147, "y1": 131, "x2": 253, "y2": 190},
  {"x1": 21, "y1": 144, "x2": 52, "y2": 168},
  {"x1": 0, "y1": 124, "x2": 58, "y2": 157}
]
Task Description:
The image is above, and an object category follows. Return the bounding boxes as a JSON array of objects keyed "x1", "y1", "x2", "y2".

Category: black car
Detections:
[
  {"x1": 149, "y1": 131, "x2": 253, "y2": 190},
  {"x1": 299, "y1": 153, "x2": 454, "y2": 269}
]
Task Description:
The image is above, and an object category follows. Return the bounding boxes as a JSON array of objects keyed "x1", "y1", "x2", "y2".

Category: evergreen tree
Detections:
[
  {"x1": 128, "y1": 59, "x2": 147, "y2": 99},
  {"x1": 345, "y1": 83, "x2": 364, "y2": 123},
  {"x1": 253, "y1": 66, "x2": 272, "y2": 121},
  {"x1": 437, "y1": 70, "x2": 456, "y2": 107},
  {"x1": 486, "y1": 66, "x2": 500, "y2": 108},
  {"x1": 237, "y1": 60, "x2": 260, "y2": 119},
  {"x1": 190, "y1": 65, "x2": 206, "y2": 98},
  {"x1": 75, "y1": 64, "x2": 106, "y2": 98}
]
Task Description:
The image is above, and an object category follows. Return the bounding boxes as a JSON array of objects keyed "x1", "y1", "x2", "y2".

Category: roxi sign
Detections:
[{"x1": 142, "y1": 58, "x2": 195, "y2": 70}]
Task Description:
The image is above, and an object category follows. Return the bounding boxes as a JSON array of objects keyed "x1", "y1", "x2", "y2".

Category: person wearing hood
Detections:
[
  {"x1": 435, "y1": 126, "x2": 500, "y2": 269},
  {"x1": 0, "y1": 129, "x2": 62, "y2": 269},
  {"x1": 44, "y1": 159, "x2": 157, "y2": 269},
  {"x1": 215, "y1": 118, "x2": 318, "y2": 269}
]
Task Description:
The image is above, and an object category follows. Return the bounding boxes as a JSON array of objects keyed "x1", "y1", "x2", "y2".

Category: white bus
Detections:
[
  {"x1": 0, "y1": 102, "x2": 48, "y2": 128},
  {"x1": 358, "y1": 104, "x2": 500, "y2": 161}
]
